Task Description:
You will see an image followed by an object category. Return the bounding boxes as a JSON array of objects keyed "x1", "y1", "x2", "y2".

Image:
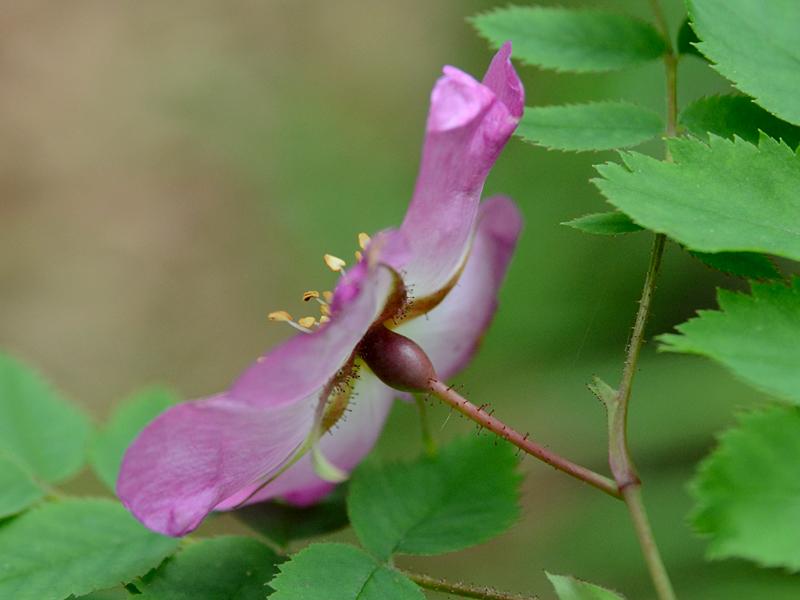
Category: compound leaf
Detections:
[
  {"x1": 680, "y1": 95, "x2": 800, "y2": 148},
  {"x1": 594, "y1": 135, "x2": 800, "y2": 261},
  {"x1": 138, "y1": 536, "x2": 281, "y2": 599},
  {"x1": 691, "y1": 406, "x2": 800, "y2": 570},
  {"x1": 517, "y1": 102, "x2": 663, "y2": 152},
  {"x1": 659, "y1": 278, "x2": 800, "y2": 404},
  {"x1": 348, "y1": 436, "x2": 520, "y2": 560},
  {"x1": 0, "y1": 498, "x2": 179, "y2": 600},
  {"x1": 472, "y1": 7, "x2": 665, "y2": 73},
  {"x1": 688, "y1": 0, "x2": 800, "y2": 125},
  {"x1": 270, "y1": 543, "x2": 423, "y2": 600}
]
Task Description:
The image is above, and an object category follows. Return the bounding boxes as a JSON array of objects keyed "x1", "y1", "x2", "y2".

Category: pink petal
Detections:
[
  {"x1": 231, "y1": 257, "x2": 397, "y2": 408},
  {"x1": 117, "y1": 391, "x2": 318, "y2": 536},
  {"x1": 218, "y1": 369, "x2": 396, "y2": 509},
  {"x1": 396, "y1": 196, "x2": 522, "y2": 380},
  {"x1": 400, "y1": 43, "x2": 523, "y2": 301}
]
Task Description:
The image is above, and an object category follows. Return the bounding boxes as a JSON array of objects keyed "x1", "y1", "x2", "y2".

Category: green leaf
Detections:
[
  {"x1": 0, "y1": 498, "x2": 179, "y2": 600},
  {"x1": 689, "y1": 250, "x2": 781, "y2": 280},
  {"x1": 547, "y1": 572, "x2": 626, "y2": 599},
  {"x1": 0, "y1": 354, "x2": 91, "y2": 510},
  {"x1": 563, "y1": 212, "x2": 644, "y2": 236},
  {"x1": 90, "y1": 387, "x2": 178, "y2": 490},
  {"x1": 688, "y1": 0, "x2": 800, "y2": 125},
  {"x1": 138, "y1": 536, "x2": 281, "y2": 599},
  {"x1": 517, "y1": 102, "x2": 663, "y2": 152},
  {"x1": 594, "y1": 135, "x2": 800, "y2": 261},
  {"x1": 348, "y1": 436, "x2": 520, "y2": 560},
  {"x1": 680, "y1": 95, "x2": 800, "y2": 148},
  {"x1": 691, "y1": 405, "x2": 800, "y2": 570},
  {"x1": 0, "y1": 456, "x2": 44, "y2": 518},
  {"x1": 235, "y1": 487, "x2": 349, "y2": 548},
  {"x1": 659, "y1": 278, "x2": 800, "y2": 404},
  {"x1": 676, "y1": 18, "x2": 703, "y2": 58},
  {"x1": 270, "y1": 543, "x2": 424, "y2": 600},
  {"x1": 471, "y1": 7, "x2": 665, "y2": 73}
]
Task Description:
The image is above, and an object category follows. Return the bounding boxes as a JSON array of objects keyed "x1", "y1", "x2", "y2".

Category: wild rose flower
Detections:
[{"x1": 118, "y1": 43, "x2": 524, "y2": 536}]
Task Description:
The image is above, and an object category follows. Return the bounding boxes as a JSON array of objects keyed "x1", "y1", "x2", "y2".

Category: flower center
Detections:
[{"x1": 267, "y1": 232, "x2": 371, "y2": 333}]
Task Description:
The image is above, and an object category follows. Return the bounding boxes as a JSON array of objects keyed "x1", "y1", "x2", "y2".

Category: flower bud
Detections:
[{"x1": 359, "y1": 326, "x2": 437, "y2": 392}]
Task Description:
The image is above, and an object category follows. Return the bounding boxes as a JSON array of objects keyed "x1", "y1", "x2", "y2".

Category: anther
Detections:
[
  {"x1": 319, "y1": 315, "x2": 330, "y2": 325},
  {"x1": 355, "y1": 250, "x2": 363, "y2": 262},
  {"x1": 322, "y1": 291, "x2": 333, "y2": 303},
  {"x1": 268, "y1": 310, "x2": 293, "y2": 322},
  {"x1": 298, "y1": 316, "x2": 317, "y2": 328},
  {"x1": 358, "y1": 232, "x2": 370, "y2": 250},
  {"x1": 324, "y1": 254, "x2": 346, "y2": 272},
  {"x1": 302, "y1": 290, "x2": 320, "y2": 302}
]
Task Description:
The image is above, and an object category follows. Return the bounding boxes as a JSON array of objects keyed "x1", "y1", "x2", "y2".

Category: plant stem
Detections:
[
  {"x1": 606, "y1": 3, "x2": 678, "y2": 600},
  {"x1": 427, "y1": 379, "x2": 621, "y2": 499},
  {"x1": 404, "y1": 570, "x2": 537, "y2": 600},
  {"x1": 415, "y1": 394, "x2": 437, "y2": 457}
]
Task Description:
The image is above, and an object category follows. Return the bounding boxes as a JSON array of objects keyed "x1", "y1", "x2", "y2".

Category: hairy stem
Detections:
[
  {"x1": 404, "y1": 570, "x2": 537, "y2": 600},
  {"x1": 428, "y1": 379, "x2": 621, "y2": 499},
  {"x1": 607, "y1": 3, "x2": 678, "y2": 600}
]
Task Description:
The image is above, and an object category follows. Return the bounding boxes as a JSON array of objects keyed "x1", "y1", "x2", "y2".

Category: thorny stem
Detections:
[
  {"x1": 427, "y1": 379, "x2": 621, "y2": 499},
  {"x1": 608, "y1": 3, "x2": 678, "y2": 600},
  {"x1": 415, "y1": 394, "x2": 438, "y2": 457},
  {"x1": 404, "y1": 570, "x2": 537, "y2": 600}
]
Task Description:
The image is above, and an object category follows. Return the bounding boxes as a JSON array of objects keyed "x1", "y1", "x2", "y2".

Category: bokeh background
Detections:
[{"x1": 2, "y1": 0, "x2": 796, "y2": 598}]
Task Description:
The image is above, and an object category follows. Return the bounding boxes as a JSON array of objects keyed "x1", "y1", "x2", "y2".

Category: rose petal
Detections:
[
  {"x1": 117, "y1": 391, "x2": 318, "y2": 536},
  {"x1": 396, "y1": 196, "x2": 522, "y2": 380},
  {"x1": 218, "y1": 369, "x2": 396, "y2": 509},
  {"x1": 400, "y1": 44, "x2": 523, "y2": 301},
  {"x1": 231, "y1": 260, "x2": 396, "y2": 409}
]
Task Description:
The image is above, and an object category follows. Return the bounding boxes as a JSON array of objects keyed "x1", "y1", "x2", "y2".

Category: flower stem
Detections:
[
  {"x1": 415, "y1": 394, "x2": 437, "y2": 457},
  {"x1": 605, "y1": 3, "x2": 678, "y2": 600},
  {"x1": 427, "y1": 379, "x2": 621, "y2": 499},
  {"x1": 403, "y1": 570, "x2": 537, "y2": 600}
]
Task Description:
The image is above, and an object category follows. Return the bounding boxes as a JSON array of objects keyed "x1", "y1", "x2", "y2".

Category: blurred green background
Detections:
[{"x1": 1, "y1": 0, "x2": 795, "y2": 597}]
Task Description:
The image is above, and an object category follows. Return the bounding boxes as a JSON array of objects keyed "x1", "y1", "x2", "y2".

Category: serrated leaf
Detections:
[
  {"x1": 563, "y1": 212, "x2": 644, "y2": 236},
  {"x1": 138, "y1": 536, "x2": 281, "y2": 599},
  {"x1": 689, "y1": 250, "x2": 781, "y2": 280},
  {"x1": 676, "y1": 18, "x2": 703, "y2": 58},
  {"x1": 235, "y1": 487, "x2": 348, "y2": 548},
  {"x1": 547, "y1": 572, "x2": 626, "y2": 599},
  {"x1": 517, "y1": 102, "x2": 663, "y2": 152},
  {"x1": 270, "y1": 543, "x2": 424, "y2": 600},
  {"x1": 90, "y1": 387, "x2": 178, "y2": 491},
  {"x1": 688, "y1": 0, "x2": 800, "y2": 125},
  {"x1": 0, "y1": 456, "x2": 44, "y2": 518},
  {"x1": 594, "y1": 135, "x2": 800, "y2": 261},
  {"x1": 659, "y1": 278, "x2": 800, "y2": 403},
  {"x1": 471, "y1": 7, "x2": 665, "y2": 73},
  {"x1": 0, "y1": 354, "x2": 91, "y2": 513},
  {"x1": 680, "y1": 95, "x2": 800, "y2": 148},
  {"x1": 0, "y1": 498, "x2": 179, "y2": 600},
  {"x1": 691, "y1": 406, "x2": 800, "y2": 570},
  {"x1": 348, "y1": 436, "x2": 520, "y2": 560}
]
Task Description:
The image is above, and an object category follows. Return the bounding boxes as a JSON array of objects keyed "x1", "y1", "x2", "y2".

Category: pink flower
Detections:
[{"x1": 118, "y1": 43, "x2": 524, "y2": 536}]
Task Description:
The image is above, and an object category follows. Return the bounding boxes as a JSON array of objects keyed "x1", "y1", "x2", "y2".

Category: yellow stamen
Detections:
[
  {"x1": 322, "y1": 291, "x2": 333, "y2": 303},
  {"x1": 298, "y1": 316, "x2": 317, "y2": 328},
  {"x1": 319, "y1": 303, "x2": 331, "y2": 316},
  {"x1": 268, "y1": 310, "x2": 292, "y2": 322},
  {"x1": 303, "y1": 290, "x2": 320, "y2": 302},
  {"x1": 319, "y1": 315, "x2": 330, "y2": 324},
  {"x1": 355, "y1": 250, "x2": 363, "y2": 262},
  {"x1": 358, "y1": 232, "x2": 370, "y2": 250},
  {"x1": 324, "y1": 254, "x2": 346, "y2": 272}
]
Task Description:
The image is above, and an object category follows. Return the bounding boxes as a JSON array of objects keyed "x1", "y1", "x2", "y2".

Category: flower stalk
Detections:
[
  {"x1": 403, "y1": 570, "x2": 537, "y2": 600},
  {"x1": 427, "y1": 379, "x2": 621, "y2": 499}
]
